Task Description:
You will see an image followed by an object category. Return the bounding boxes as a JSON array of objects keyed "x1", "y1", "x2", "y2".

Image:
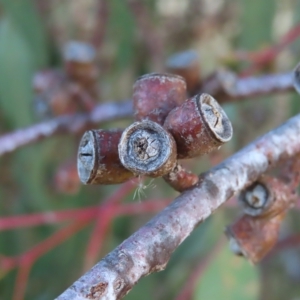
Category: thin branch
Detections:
[
  {"x1": 13, "y1": 263, "x2": 31, "y2": 300},
  {"x1": 201, "y1": 71, "x2": 294, "y2": 103},
  {"x1": 91, "y1": 0, "x2": 109, "y2": 50},
  {"x1": 0, "y1": 100, "x2": 132, "y2": 156},
  {"x1": 239, "y1": 22, "x2": 300, "y2": 75},
  {"x1": 56, "y1": 113, "x2": 300, "y2": 300},
  {"x1": 127, "y1": 0, "x2": 164, "y2": 71},
  {"x1": 83, "y1": 181, "x2": 137, "y2": 270},
  {"x1": 0, "y1": 206, "x2": 98, "y2": 231},
  {"x1": 0, "y1": 197, "x2": 171, "y2": 231},
  {"x1": 0, "y1": 70, "x2": 296, "y2": 157}
]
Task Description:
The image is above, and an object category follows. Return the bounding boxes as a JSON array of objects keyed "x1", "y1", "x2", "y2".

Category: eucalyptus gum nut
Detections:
[
  {"x1": 166, "y1": 50, "x2": 201, "y2": 95},
  {"x1": 77, "y1": 129, "x2": 134, "y2": 185},
  {"x1": 118, "y1": 120, "x2": 177, "y2": 177},
  {"x1": 229, "y1": 176, "x2": 297, "y2": 263},
  {"x1": 239, "y1": 176, "x2": 296, "y2": 218},
  {"x1": 133, "y1": 73, "x2": 187, "y2": 125},
  {"x1": 164, "y1": 93, "x2": 233, "y2": 159},
  {"x1": 225, "y1": 212, "x2": 285, "y2": 264},
  {"x1": 63, "y1": 41, "x2": 99, "y2": 94}
]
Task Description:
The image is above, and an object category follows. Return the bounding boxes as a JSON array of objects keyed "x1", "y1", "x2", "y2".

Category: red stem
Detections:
[
  {"x1": 241, "y1": 23, "x2": 300, "y2": 75},
  {"x1": 83, "y1": 181, "x2": 137, "y2": 270},
  {"x1": 13, "y1": 263, "x2": 32, "y2": 300}
]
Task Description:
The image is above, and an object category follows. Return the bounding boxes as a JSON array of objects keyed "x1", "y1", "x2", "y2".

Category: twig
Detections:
[
  {"x1": 0, "y1": 207, "x2": 98, "y2": 230},
  {"x1": 84, "y1": 181, "x2": 137, "y2": 270},
  {"x1": 0, "y1": 197, "x2": 171, "y2": 231},
  {"x1": 56, "y1": 113, "x2": 300, "y2": 300},
  {"x1": 0, "y1": 69, "x2": 296, "y2": 157},
  {"x1": 13, "y1": 263, "x2": 32, "y2": 300},
  {"x1": 0, "y1": 100, "x2": 132, "y2": 156},
  {"x1": 127, "y1": 0, "x2": 164, "y2": 71},
  {"x1": 91, "y1": 0, "x2": 109, "y2": 50},
  {"x1": 201, "y1": 71, "x2": 294, "y2": 103},
  {"x1": 239, "y1": 23, "x2": 300, "y2": 75}
]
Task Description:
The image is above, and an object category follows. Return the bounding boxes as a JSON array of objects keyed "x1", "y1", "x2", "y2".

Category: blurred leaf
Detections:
[
  {"x1": 238, "y1": 0, "x2": 275, "y2": 49},
  {"x1": 0, "y1": 0, "x2": 49, "y2": 68},
  {"x1": 109, "y1": 0, "x2": 136, "y2": 70},
  {"x1": 0, "y1": 17, "x2": 34, "y2": 128},
  {"x1": 193, "y1": 245, "x2": 259, "y2": 300}
]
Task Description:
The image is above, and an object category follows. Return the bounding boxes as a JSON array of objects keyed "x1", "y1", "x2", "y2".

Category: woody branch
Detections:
[{"x1": 57, "y1": 113, "x2": 300, "y2": 300}]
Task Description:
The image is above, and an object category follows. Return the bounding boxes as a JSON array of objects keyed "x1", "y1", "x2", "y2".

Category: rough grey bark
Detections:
[{"x1": 56, "y1": 113, "x2": 300, "y2": 300}]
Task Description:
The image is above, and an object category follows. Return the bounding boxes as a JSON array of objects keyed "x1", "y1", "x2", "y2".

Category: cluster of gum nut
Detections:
[
  {"x1": 77, "y1": 73, "x2": 233, "y2": 192},
  {"x1": 226, "y1": 175, "x2": 296, "y2": 263}
]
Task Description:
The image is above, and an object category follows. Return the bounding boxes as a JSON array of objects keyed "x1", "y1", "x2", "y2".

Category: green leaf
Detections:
[
  {"x1": 0, "y1": 0, "x2": 49, "y2": 68},
  {"x1": 0, "y1": 17, "x2": 34, "y2": 128},
  {"x1": 238, "y1": 0, "x2": 275, "y2": 49},
  {"x1": 109, "y1": 0, "x2": 136, "y2": 70},
  {"x1": 193, "y1": 244, "x2": 259, "y2": 300}
]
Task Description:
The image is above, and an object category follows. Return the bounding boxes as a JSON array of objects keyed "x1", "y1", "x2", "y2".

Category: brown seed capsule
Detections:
[
  {"x1": 163, "y1": 163, "x2": 199, "y2": 192},
  {"x1": 118, "y1": 120, "x2": 177, "y2": 177},
  {"x1": 164, "y1": 93, "x2": 233, "y2": 159},
  {"x1": 225, "y1": 212, "x2": 285, "y2": 264},
  {"x1": 133, "y1": 73, "x2": 187, "y2": 125},
  {"x1": 166, "y1": 50, "x2": 201, "y2": 95},
  {"x1": 239, "y1": 176, "x2": 296, "y2": 217},
  {"x1": 63, "y1": 41, "x2": 99, "y2": 96},
  {"x1": 227, "y1": 176, "x2": 296, "y2": 264},
  {"x1": 77, "y1": 129, "x2": 134, "y2": 185}
]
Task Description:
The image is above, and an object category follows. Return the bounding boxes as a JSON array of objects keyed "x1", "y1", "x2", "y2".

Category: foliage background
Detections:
[{"x1": 0, "y1": 0, "x2": 300, "y2": 299}]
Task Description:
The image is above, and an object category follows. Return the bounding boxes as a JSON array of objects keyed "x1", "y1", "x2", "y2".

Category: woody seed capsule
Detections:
[
  {"x1": 239, "y1": 176, "x2": 296, "y2": 217},
  {"x1": 164, "y1": 93, "x2": 233, "y2": 159},
  {"x1": 118, "y1": 120, "x2": 177, "y2": 177},
  {"x1": 226, "y1": 176, "x2": 296, "y2": 264},
  {"x1": 77, "y1": 129, "x2": 134, "y2": 185},
  {"x1": 225, "y1": 213, "x2": 285, "y2": 264},
  {"x1": 133, "y1": 73, "x2": 187, "y2": 125},
  {"x1": 166, "y1": 50, "x2": 201, "y2": 95},
  {"x1": 63, "y1": 41, "x2": 99, "y2": 97}
]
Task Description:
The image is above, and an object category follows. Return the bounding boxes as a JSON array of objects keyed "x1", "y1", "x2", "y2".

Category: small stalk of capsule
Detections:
[
  {"x1": 226, "y1": 176, "x2": 297, "y2": 264},
  {"x1": 165, "y1": 50, "x2": 201, "y2": 96},
  {"x1": 164, "y1": 93, "x2": 233, "y2": 159},
  {"x1": 163, "y1": 163, "x2": 199, "y2": 192},
  {"x1": 118, "y1": 120, "x2": 177, "y2": 177},
  {"x1": 133, "y1": 73, "x2": 187, "y2": 125},
  {"x1": 77, "y1": 129, "x2": 134, "y2": 185}
]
